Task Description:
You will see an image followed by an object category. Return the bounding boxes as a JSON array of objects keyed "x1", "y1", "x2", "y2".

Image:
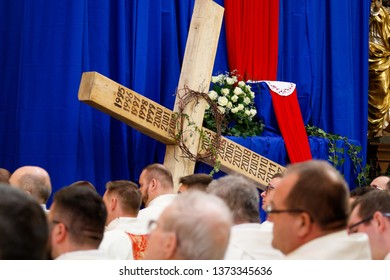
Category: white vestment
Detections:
[
  {"x1": 285, "y1": 230, "x2": 372, "y2": 260},
  {"x1": 55, "y1": 249, "x2": 109, "y2": 260},
  {"x1": 224, "y1": 223, "x2": 283, "y2": 260},
  {"x1": 99, "y1": 217, "x2": 146, "y2": 260},
  {"x1": 137, "y1": 194, "x2": 177, "y2": 231}
]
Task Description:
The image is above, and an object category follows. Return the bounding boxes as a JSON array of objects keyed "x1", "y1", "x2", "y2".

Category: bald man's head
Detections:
[{"x1": 9, "y1": 166, "x2": 52, "y2": 204}]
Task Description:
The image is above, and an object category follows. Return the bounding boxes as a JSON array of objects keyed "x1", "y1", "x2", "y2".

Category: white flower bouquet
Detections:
[{"x1": 203, "y1": 71, "x2": 264, "y2": 137}]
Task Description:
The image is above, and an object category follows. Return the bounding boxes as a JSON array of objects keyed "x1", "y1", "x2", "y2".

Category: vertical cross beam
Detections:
[{"x1": 163, "y1": 0, "x2": 224, "y2": 190}]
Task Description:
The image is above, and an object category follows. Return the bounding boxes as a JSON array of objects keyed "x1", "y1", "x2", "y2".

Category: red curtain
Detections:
[
  {"x1": 224, "y1": 0, "x2": 279, "y2": 80},
  {"x1": 224, "y1": 0, "x2": 312, "y2": 163}
]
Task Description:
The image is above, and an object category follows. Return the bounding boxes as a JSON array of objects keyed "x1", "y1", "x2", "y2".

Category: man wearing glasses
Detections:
[
  {"x1": 260, "y1": 173, "x2": 283, "y2": 228},
  {"x1": 348, "y1": 190, "x2": 390, "y2": 260},
  {"x1": 370, "y1": 175, "x2": 390, "y2": 191},
  {"x1": 267, "y1": 160, "x2": 371, "y2": 259},
  {"x1": 144, "y1": 191, "x2": 232, "y2": 260}
]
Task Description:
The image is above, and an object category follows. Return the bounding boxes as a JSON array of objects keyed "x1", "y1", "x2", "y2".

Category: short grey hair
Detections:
[
  {"x1": 18, "y1": 174, "x2": 51, "y2": 204},
  {"x1": 163, "y1": 191, "x2": 232, "y2": 259},
  {"x1": 207, "y1": 175, "x2": 260, "y2": 224}
]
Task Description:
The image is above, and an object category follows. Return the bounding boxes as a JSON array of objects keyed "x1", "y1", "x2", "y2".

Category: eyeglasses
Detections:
[
  {"x1": 266, "y1": 204, "x2": 307, "y2": 215},
  {"x1": 348, "y1": 212, "x2": 390, "y2": 233},
  {"x1": 264, "y1": 184, "x2": 275, "y2": 194},
  {"x1": 148, "y1": 220, "x2": 158, "y2": 231},
  {"x1": 348, "y1": 216, "x2": 373, "y2": 233},
  {"x1": 371, "y1": 184, "x2": 384, "y2": 190}
]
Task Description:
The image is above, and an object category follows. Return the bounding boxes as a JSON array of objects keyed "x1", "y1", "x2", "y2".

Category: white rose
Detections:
[
  {"x1": 246, "y1": 84, "x2": 251, "y2": 91},
  {"x1": 245, "y1": 110, "x2": 251, "y2": 116},
  {"x1": 250, "y1": 108, "x2": 257, "y2": 117},
  {"x1": 221, "y1": 88, "x2": 230, "y2": 95},
  {"x1": 208, "y1": 90, "x2": 218, "y2": 101},
  {"x1": 226, "y1": 77, "x2": 234, "y2": 85},
  {"x1": 237, "y1": 104, "x2": 244, "y2": 111},
  {"x1": 217, "y1": 106, "x2": 226, "y2": 114},
  {"x1": 233, "y1": 75, "x2": 238, "y2": 83},
  {"x1": 211, "y1": 76, "x2": 219, "y2": 83},
  {"x1": 244, "y1": 97, "x2": 251, "y2": 105},
  {"x1": 217, "y1": 96, "x2": 229, "y2": 107},
  {"x1": 238, "y1": 81, "x2": 246, "y2": 87},
  {"x1": 231, "y1": 107, "x2": 239, "y2": 114},
  {"x1": 233, "y1": 87, "x2": 243, "y2": 95},
  {"x1": 226, "y1": 101, "x2": 233, "y2": 109},
  {"x1": 250, "y1": 91, "x2": 255, "y2": 98},
  {"x1": 231, "y1": 95, "x2": 239, "y2": 103}
]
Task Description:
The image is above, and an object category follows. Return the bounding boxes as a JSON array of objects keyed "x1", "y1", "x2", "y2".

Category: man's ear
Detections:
[
  {"x1": 110, "y1": 196, "x2": 117, "y2": 211},
  {"x1": 150, "y1": 179, "x2": 158, "y2": 191},
  {"x1": 296, "y1": 212, "x2": 312, "y2": 238},
  {"x1": 373, "y1": 211, "x2": 387, "y2": 233},
  {"x1": 164, "y1": 232, "x2": 177, "y2": 260},
  {"x1": 52, "y1": 223, "x2": 67, "y2": 243}
]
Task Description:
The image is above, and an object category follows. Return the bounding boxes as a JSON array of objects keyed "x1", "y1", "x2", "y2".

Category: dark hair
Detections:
[
  {"x1": 143, "y1": 163, "x2": 173, "y2": 190},
  {"x1": 0, "y1": 184, "x2": 48, "y2": 259},
  {"x1": 271, "y1": 172, "x2": 284, "y2": 179},
  {"x1": 52, "y1": 186, "x2": 107, "y2": 247},
  {"x1": 69, "y1": 180, "x2": 96, "y2": 191},
  {"x1": 105, "y1": 180, "x2": 141, "y2": 215},
  {"x1": 352, "y1": 190, "x2": 390, "y2": 219},
  {"x1": 179, "y1": 173, "x2": 212, "y2": 191},
  {"x1": 350, "y1": 186, "x2": 377, "y2": 198},
  {"x1": 286, "y1": 160, "x2": 349, "y2": 230}
]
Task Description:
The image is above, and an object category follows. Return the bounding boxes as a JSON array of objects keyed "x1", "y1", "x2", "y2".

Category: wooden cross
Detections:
[{"x1": 78, "y1": 0, "x2": 285, "y2": 191}]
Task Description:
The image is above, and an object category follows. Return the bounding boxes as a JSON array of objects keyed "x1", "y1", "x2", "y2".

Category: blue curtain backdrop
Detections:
[{"x1": 0, "y1": 0, "x2": 369, "y2": 202}]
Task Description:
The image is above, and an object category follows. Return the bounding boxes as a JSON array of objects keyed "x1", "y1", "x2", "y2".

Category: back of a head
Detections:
[
  {"x1": 69, "y1": 180, "x2": 96, "y2": 192},
  {"x1": 9, "y1": 166, "x2": 52, "y2": 204},
  {"x1": 0, "y1": 168, "x2": 11, "y2": 183},
  {"x1": 350, "y1": 186, "x2": 378, "y2": 199},
  {"x1": 207, "y1": 175, "x2": 260, "y2": 224},
  {"x1": 105, "y1": 180, "x2": 142, "y2": 215},
  {"x1": 143, "y1": 163, "x2": 174, "y2": 190},
  {"x1": 52, "y1": 186, "x2": 107, "y2": 248},
  {"x1": 0, "y1": 184, "x2": 48, "y2": 259},
  {"x1": 179, "y1": 173, "x2": 212, "y2": 192},
  {"x1": 352, "y1": 190, "x2": 390, "y2": 219},
  {"x1": 286, "y1": 160, "x2": 349, "y2": 231},
  {"x1": 165, "y1": 191, "x2": 233, "y2": 259},
  {"x1": 370, "y1": 175, "x2": 390, "y2": 190}
]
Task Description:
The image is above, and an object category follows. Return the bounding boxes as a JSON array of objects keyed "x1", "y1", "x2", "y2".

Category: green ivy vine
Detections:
[{"x1": 305, "y1": 125, "x2": 369, "y2": 187}]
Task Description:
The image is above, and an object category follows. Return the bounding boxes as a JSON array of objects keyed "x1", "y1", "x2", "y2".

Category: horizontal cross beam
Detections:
[{"x1": 78, "y1": 72, "x2": 285, "y2": 189}]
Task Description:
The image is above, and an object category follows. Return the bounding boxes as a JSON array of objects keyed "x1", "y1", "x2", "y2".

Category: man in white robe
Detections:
[
  {"x1": 144, "y1": 191, "x2": 232, "y2": 260},
  {"x1": 260, "y1": 173, "x2": 283, "y2": 230},
  {"x1": 99, "y1": 180, "x2": 147, "y2": 260},
  {"x1": 348, "y1": 190, "x2": 390, "y2": 260},
  {"x1": 268, "y1": 160, "x2": 371, "y2": 259},
  {"x1": 208, "y1": 175, "x2": 283, "y2": 260},
  {"x1": 48, "y1": 185, "x2": 109, "y2": 260},
  {"x1": 9, "y1": 166, "x2": 52, "y2": 213},
  {"x1": 137, "y1": 163, "x2": 177, "y2": 232}
]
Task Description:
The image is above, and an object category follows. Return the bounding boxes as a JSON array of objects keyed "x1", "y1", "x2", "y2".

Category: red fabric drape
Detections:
[
  {"x1": 224, "y1": 0, "x2": 279, "y2": 80},
  {"x1": 270, "y1": 88, "x2": 312, "y2": 163},
  {"x1": 225, "y1": 1, "x2": 312, "y2": 163}
]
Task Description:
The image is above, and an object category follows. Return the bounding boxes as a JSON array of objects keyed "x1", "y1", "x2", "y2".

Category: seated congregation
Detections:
[{"x1": 0, "y1": 160, "x2": 389, "y2": 260}]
